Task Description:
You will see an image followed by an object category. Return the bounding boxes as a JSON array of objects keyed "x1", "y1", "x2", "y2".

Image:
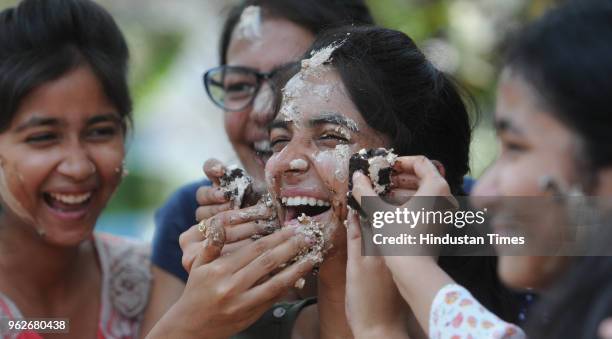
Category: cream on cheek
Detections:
[
  {"x1": 314, "y1": 144, "x2": 352, "y2": 188},
  {"x1": 253, "y1": 83, "x2": 274, "y2": 115},
  {"x1": 0, "y1": 157, "x2": 37, "y2": 225}
]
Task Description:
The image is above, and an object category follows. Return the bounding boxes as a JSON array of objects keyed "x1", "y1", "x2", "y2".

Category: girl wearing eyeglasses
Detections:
[{"x1": 145, "y1": 1, "x2": 375, "y2": 337}]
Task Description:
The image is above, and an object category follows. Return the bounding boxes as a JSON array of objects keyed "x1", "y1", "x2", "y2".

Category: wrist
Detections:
[{"x1": 146, "y1": 301, "x2": 222, "y2": 339}]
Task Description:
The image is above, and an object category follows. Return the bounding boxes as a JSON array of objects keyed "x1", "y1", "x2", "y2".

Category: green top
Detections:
[{"x1": 231, "y1": 298, "x2": 317, "y2": 339}]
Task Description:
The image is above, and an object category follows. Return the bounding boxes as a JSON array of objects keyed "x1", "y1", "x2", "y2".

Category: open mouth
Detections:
[
  {"x1": 281, "y1": 196, "x2": 332, "y2": 222},
  {"x1": 43, "y1": 191, "x2": 93, "y2": 216}
]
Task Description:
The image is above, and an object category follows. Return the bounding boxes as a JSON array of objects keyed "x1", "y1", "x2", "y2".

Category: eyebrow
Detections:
[
  {"x1": 309, "y1": 112, "x2": 358, "y2": 132},
  {"x1": 268, "y1": 112, "x2": 359, "y2": 132},
  {"x1": 494, "y1": 117, "x2": 523, "y2": 135},
  {"x1": 87, "y1": 113, "x2": 121, "y2": 125},
  {"x1": 15, "y1": 113, "x2": 121, "y2": 132},
  {"x1": 15, "y1": 116, "x2": 60, "y2": 132},
  {"x1": 268, "y1": 120, "x2": 291, "y2": 131}
]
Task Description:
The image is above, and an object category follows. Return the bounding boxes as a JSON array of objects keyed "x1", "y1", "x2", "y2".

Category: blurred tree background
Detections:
[
  {"x1": 366, "y1": 0, "x2": 557, "y2": 178},
  {"x1": 0, "y1": 0, "x2": 557, "y2": 239}
]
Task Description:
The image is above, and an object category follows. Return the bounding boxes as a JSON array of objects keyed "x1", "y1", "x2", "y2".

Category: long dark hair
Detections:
[
  {"x1": 302, "y1": 25, "x2": 520, "y2": 323},
  {"x1": 504, "y1": 0, "x2": 612, "y2": 336},
  {"x1": 218, "y1": 0, "x2": 374, "y2": 65},
  {"x1": 310, "y1": 26, "x2": 471, "y2": 196},
  {"x1": 0, "y1": 0, "x2": 132, "y2": 132},
  {"x1": 504, "y1": 0, "x2": 612, "y2": 189}
]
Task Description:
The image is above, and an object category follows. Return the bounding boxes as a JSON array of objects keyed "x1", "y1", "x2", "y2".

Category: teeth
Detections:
[
  {"x1": 282, "y1": 196, "x2": 330, "y2": 207},
  {"x1": 49, "y1": 192, "x2": 92, "y2": 205}
]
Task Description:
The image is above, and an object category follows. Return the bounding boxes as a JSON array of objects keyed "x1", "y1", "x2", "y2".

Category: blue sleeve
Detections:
[
  {"x1": 151, "y1": 179, "x2": 211, "y2": 282},
  {"x1": 463, "y1": 176, "x2": 476, "y2": 195}
]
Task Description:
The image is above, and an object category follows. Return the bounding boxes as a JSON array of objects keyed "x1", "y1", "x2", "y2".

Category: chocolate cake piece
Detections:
[
  {"x1": 291, "y1": 213, "x2": 326, "y2": 267},
  {"x1": 220, "y1": 166, "x2": 254, "y2": 209},
  {"x1": 274, "y1": 213, "x2": 325, "y2": 288},
  {"x1": 347, "y1": 148, "x2": 398, "y2": 211}
]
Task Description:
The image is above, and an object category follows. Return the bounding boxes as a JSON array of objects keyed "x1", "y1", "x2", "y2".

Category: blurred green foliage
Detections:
[
  {"x1": 366, "y1": 0, "x2": 557, "y2": 177},
  {"x1": 106, "y1": 171, "x2": 166, "y2": 212},
  {"x1": 0, "y1": 0, "x2": 561, "y2": 220}
]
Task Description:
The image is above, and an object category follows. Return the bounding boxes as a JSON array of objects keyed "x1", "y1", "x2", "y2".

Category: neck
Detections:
[
  {"x1": 317, "y1": 250, "x2": 353, "y2": 339},
  {"x1": 0, "y1": 214, "x2": 91, "y2": 301}
]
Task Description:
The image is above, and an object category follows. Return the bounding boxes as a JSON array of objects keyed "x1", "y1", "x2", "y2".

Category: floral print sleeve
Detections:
[{"x1": 429, "y1": 284, "x2": 526, "y2": 339}]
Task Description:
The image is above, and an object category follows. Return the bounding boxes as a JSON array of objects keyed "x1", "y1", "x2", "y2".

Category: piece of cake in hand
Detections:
[
  {"x1": 347, "y1": 148, "x2": 398, "y2": 211},
  {"x1": 219, "y1": 166, "x2": 254, "y2": 209}
]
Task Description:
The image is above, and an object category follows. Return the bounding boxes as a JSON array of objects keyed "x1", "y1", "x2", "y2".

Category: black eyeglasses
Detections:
[{"x1": 203, "y1": 65, "x2": 281, "y2": 112}]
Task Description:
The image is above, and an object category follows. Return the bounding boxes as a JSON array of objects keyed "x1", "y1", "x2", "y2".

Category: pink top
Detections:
[
  {"x1": 0, "y1": 233, "x2": 151, "y2": 339},
  {"x1": 429, "y1": 284, "x2": 526, "y2": 339}
]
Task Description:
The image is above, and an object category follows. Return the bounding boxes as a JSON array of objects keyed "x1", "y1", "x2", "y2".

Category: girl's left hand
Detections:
[
  {"x1": 350, "y1": 155, "x2": 455, "y2": 336},
  {"x1": 345, "y1": 208, "x2": 410, "y2": 339}
]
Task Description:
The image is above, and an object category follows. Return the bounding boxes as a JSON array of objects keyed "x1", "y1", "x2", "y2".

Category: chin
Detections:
[
  {"x1": 41, "y1": 227, "x2": 95, "y2": 247},
  {"x1": 37, "y1": 214, "x2": 97, "y2": 247},
  {"x1": 498, "y1": 256, "x2": 562, "y2": 290}
]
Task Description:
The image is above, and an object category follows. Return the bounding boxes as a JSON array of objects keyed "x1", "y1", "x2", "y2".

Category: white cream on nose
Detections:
[{"x1": 289, "y1": 158, "x2": 308, "y2": 171}]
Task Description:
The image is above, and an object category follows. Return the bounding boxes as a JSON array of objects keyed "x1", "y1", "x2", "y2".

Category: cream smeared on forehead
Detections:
[
  {"x1": 234, "y1": 5, "x2": 262, "y2": 42},
  {"x1": 279, "y1": 40, "x2": 351, "y2": 126},
  {"x1": 301, "y1": 40, "x2": 345, "y2": 71}
]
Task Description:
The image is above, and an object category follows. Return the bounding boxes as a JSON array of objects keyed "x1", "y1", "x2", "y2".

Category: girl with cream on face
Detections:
[
  {"x1": 0, "y1": 0, "x2": 150, "y2": 337},
  {"x1": 348, "y1": 1, "x2": 612, "y2": 338},
  {"x1": 261, "y1": 26, "x2": 518, "y2": 338},
  {"x1": 147, "y1": 2, "x2": 375, "y2": 338}
]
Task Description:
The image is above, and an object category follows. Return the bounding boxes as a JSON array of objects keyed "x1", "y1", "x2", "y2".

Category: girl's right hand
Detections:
[
  {"x1": 149, "y1": 227, "x2": 315, "y2": 339},
  {"x1": 182, "y1": 158, "x2": 278, "y2": 273},
  {"x1": 194, "y1": 158, "x2": 232, "y2": 222}
]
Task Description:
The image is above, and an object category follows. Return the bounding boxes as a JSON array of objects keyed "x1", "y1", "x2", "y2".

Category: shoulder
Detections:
[
  {"x1": 96, "y1": 233, "x2": 152, "y2": 319},
  {"x1": 430, "y1": 284, "x2": 525, "y2": 339},
  {"x1": 161, "y1": 180, "x2": 211, "y2": 212},
  {"x1": 155, "y1": 179, "x2": 211, "y2": 227}
]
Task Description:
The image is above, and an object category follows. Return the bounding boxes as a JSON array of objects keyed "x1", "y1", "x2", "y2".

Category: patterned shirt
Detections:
[
  {"x1": 430, "y1": 284, "x2": 526, "y2": 339},
  {"x1": 0, "y1": 233, "x2": 151, "y2": 339}
]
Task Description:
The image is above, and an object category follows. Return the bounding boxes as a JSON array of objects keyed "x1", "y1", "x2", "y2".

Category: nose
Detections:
[
  {"x1": 57, "y1": 144, "x2": 96, "y2": 182},
  {"x1": 268, "y1": 141, "x2": 311, "y2": 184},
  {"x1": 251, "y1": 83, "x2": 275, "y2": 126}
]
